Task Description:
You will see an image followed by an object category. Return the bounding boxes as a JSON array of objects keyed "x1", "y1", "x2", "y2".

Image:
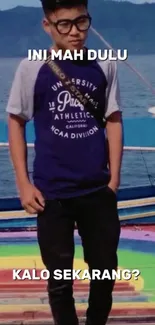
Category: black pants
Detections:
[{"x1": 37, "y1": 187, "x2": 120, "y2": 325}]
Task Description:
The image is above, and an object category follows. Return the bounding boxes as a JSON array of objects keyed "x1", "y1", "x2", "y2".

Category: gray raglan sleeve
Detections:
[
  {"x1": 104, "y1": 60, "x2": 122, "y2": 118},
  {"x1": 6, "y1": 58, "x2": 42, "y2": 121},
  {"x1": 99, "y1": 60, "x2": 122, "y2": 119}
]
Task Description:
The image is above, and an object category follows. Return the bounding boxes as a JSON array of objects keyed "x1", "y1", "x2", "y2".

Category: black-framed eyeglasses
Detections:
[{"x1": 48, "y1": 14, "x2": 92, "y2": 34}]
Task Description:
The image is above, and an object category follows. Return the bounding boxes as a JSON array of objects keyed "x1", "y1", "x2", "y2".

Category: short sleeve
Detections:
[
  {"x1": 6, "y1": 58, "x2": 43, "y2": 121},
  {"x1": 6, "y1": 59, "x2": 31, "y2": 121},
  {"x1": 105, "y1": 60, "x2": 122, "y2": 118},
  {"x1": 98, "y1": 60, "x2": 122, "y2": 119}
]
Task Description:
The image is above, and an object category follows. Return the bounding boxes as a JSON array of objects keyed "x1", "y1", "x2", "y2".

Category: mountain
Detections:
[{"x1": 0, "y1": 0, "x2": 155, "y2": 57}]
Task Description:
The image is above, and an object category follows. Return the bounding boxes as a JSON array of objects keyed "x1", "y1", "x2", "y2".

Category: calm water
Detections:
[{"x1": 0, "y1": 56, "x2": 155, "y2": 198}]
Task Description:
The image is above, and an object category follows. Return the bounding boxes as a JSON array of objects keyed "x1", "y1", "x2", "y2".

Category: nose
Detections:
[{"x1": 70, "y1": 24, "x2": 79, "y2": 35}]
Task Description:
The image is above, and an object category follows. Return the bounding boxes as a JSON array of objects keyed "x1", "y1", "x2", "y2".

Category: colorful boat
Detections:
[
  {"x1": 1, "y1": 116, "x2": 155, "y2": 224},
  {"x1": 0, "y1": 116, "x2": 155, "y2": 324}
]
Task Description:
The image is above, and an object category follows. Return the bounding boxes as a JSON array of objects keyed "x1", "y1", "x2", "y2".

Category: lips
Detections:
[{"x1": 70, "y1": 40, "x2": 82, "y2": 44}]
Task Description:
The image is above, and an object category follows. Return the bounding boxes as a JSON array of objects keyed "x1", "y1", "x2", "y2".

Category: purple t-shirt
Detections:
[{"x1": 6, "y1": 53, "x2": 121, "y2": 199}]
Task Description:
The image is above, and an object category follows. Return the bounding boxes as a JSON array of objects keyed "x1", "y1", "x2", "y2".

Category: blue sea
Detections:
[{"x1": 0, "y1": 55, "x2": 155, "y2": 198}]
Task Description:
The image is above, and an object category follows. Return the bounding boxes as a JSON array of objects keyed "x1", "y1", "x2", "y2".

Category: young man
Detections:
[{"x1": 6, "y1": 0, "x2": 123, "y2": 324}]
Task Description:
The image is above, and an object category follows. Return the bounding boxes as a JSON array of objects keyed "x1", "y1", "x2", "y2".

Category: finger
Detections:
[
  {"x1": 24, "y1": 205, "x2": 38, "y2": 214},
  {"x1": 35, "y1": 191, "x2": 45, "y2": 208},
  {"x1": 30, "y1": 199, "x2": 44, "y2": 212}
]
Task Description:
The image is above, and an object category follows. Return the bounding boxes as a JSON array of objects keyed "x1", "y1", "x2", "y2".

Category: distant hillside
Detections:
[{"x1": 0, "y1": 0, "x2": 155, "y2": 57}]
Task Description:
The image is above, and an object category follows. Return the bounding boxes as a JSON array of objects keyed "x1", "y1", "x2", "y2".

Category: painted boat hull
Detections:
[
  {"x1": 0, "y1": 185, "x2": 155, "y2": 227},
  {"x1": 1, "y1": 117, "x2": 155, "y2": 225}
]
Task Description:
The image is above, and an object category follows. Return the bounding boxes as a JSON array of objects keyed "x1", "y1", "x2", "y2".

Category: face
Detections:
[{"x1": 42, "y1": 5, "x2": 91, "y2": 52}]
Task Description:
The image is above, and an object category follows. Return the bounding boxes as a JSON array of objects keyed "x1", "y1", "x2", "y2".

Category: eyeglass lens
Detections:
[{"x1": 56, "y1": 16, "x2": 91, "y2": 34}]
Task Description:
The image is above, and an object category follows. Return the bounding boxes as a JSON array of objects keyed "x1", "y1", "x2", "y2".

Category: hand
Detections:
[
  {"x1": 19, "y1": 181, "x2": 45, "y2": 214},
  {"x1": 108, "y1": 181, "x2": 119, "y2": 194}
]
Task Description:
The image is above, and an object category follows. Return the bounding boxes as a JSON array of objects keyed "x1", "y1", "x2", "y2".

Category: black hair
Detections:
[{"x1": 40, "y1": 0, "x2": 88, "y2": 15}]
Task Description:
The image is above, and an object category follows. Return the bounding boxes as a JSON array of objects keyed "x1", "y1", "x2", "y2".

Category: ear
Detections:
[{"x1": 42, "y1": 17, "x2": 51, "y2": 35}]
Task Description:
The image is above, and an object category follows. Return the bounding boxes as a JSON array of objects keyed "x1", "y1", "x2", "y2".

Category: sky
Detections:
[{"x1": 0, "y1": 0, "x2": 155, "y2": 10}]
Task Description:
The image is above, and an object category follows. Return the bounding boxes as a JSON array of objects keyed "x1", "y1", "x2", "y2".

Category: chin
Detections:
[{"x1": 69, "y1": 44, "x2": 84, "y2": 52}]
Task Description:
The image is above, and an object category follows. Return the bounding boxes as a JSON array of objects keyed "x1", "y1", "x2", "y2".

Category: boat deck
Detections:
[{"x1": 0, "y1": 204, "x2": 155, "y2": 324}]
